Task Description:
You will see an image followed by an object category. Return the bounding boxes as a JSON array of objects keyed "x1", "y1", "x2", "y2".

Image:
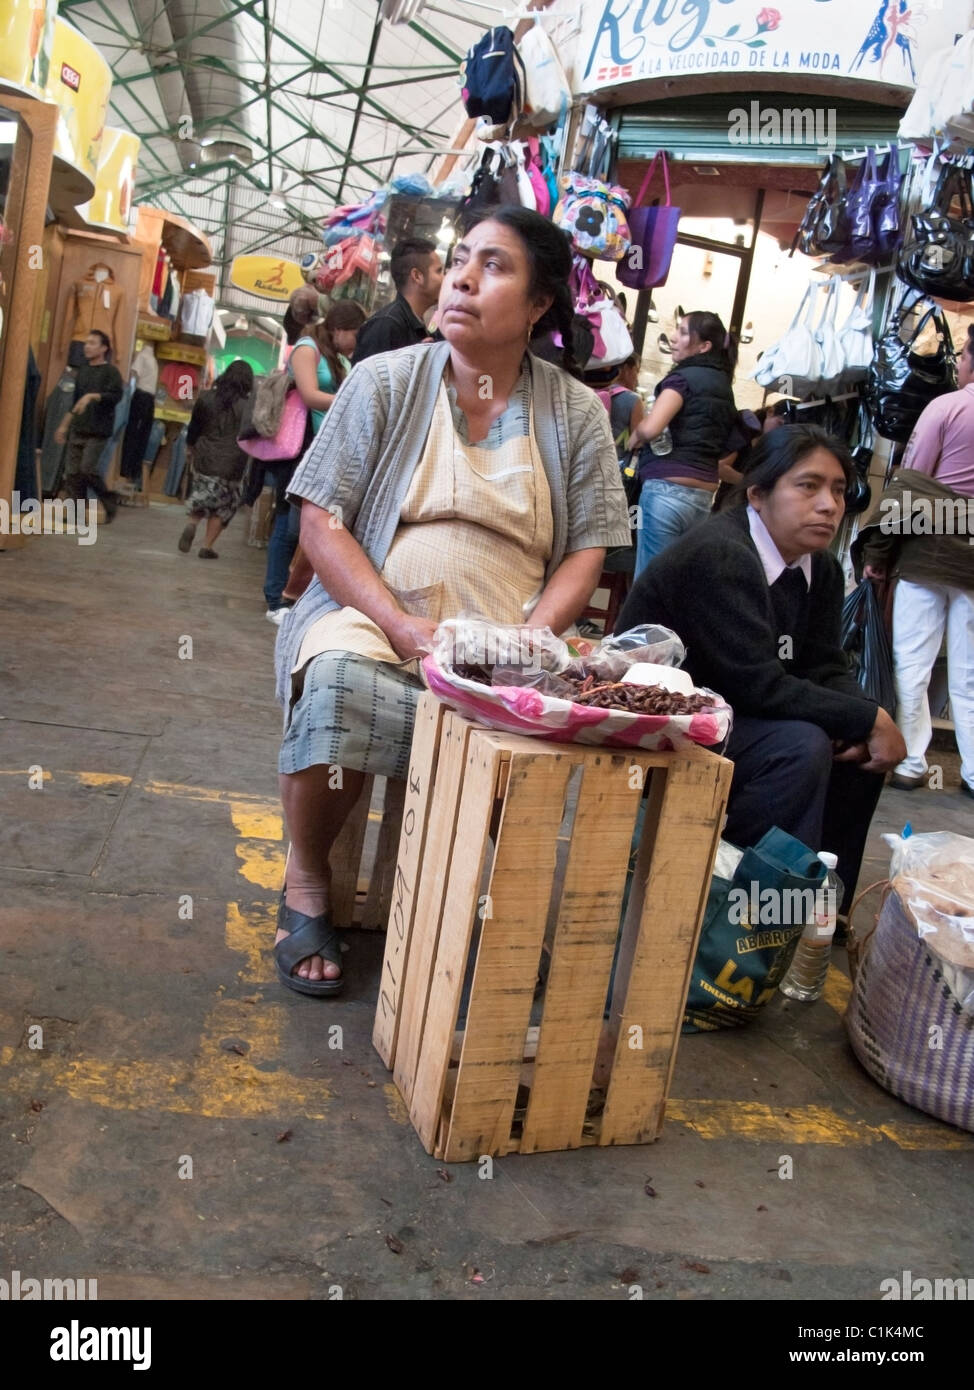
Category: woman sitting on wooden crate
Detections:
[
  {"x1": 616, "y1": 424, "x2": 907, "y2": 918},
  {"x1": 272, "y1": 207, "x2": 632, "y2": 997}
]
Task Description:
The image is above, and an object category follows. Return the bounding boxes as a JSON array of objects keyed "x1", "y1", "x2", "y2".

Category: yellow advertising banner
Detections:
[
  {"x1": 0, "y1": 0, "x2": 57, "y2": 98},
  {"x1": 230, "y1": 255, "x2": 304, "y2": 301},
  {"x1": 46, "y1": 18, "x2": 111, "y2": 200},
  {"x1": 78, "y1": 126, "x2": 140, "y2": 232}
]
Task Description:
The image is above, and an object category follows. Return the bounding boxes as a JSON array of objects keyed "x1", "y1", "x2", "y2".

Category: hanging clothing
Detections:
[
  {"x1": 121, "y1": 389, "x2": 156, "y2": 480},
  {"x1": 60, "y1": 264, "x2": 124, "y2": 354},
  {"x1": 164, "y1": 428, "x2": 189, "y2": 496},
  {"x1": 180, "y1": 289, "x2": 214, "y2": 337},
  {"x1": 15, "y1": 349, "x2": 42, "y2": 505},
  {"x1": 131, "y1": 344, "x2": 159, "y2": 395},
  {"x1": 40, "y1": 370, "x2": 77, "y2": 493},
  {"x1": 97, "y1": 379, "x2": 133, "y2": 479},
  {"x1": 144, "y1": 419, "x2": 166, "y2": 465}
]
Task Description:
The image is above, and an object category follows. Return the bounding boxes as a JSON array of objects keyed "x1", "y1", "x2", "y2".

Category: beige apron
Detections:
[{"x1": 294, "y1": 382, "x2": 554, "y2": 671}]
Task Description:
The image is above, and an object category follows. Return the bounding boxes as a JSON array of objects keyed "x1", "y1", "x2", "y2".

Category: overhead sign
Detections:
[
  {"x1": 0, "y1": 0, "x2": 58, "y2": 98},
  {"x1": 576, "y1": 0, "x2": 964, "y2": 95},
  {"x1": 78, "y1": 127, "x2": 140, "y2": 234},
  {"x1": 229, "y1": 256, "x2": 305, "y2": 301}
]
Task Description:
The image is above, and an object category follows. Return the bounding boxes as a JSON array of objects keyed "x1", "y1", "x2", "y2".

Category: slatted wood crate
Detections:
[{"x1": 373, "y1": 693, "x2": 732, "y2": 1161}]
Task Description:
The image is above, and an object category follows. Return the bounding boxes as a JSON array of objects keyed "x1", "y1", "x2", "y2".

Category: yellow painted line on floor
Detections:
[
  {"x1": 667, "y1": 1099, "x2": 973, "y2": 1151},
  {"x1": 822, "y1": 962, "x2": 853, "y2": 1016},
  {"x1": 235, "y1": 841, "x2": 286, "y2": 890}
]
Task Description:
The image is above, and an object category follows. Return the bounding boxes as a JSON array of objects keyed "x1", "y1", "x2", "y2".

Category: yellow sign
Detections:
[
  {"x1": 78, "y1": 127, "x2": 140, "y2": 233},
  {"x1": 229, "y1": 256, "x2": 304, "y2": 302},
  {"x1": 46, "y1": 18, "x2": 112, "y2": 201},
  {"x1": 0, "y1": 0, "x2": 57, "y2": 98}
]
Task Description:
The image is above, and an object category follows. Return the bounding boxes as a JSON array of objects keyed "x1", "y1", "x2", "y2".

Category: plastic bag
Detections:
[
  {"x1": 424, "y1": 619, "x2": 731, "y2": 750},
  {"x1": 840, "y1": 579, "x2": 896, "y2": 714},
  {"x1": 882, "y1": 832, "x2": 974, "y2": 1014}
]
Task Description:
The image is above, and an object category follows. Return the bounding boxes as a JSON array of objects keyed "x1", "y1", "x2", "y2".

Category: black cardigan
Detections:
[{"x1": 615, "y1": 505, "x2": 877, "y2": 743}]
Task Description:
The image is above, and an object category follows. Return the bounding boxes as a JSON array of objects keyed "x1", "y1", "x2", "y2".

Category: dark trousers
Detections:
[
  {"x1": 63, "y1": 433, "x2": 115, "y2": 509},
  {"x1": 723, "y1": 717, "x2": 885, "y2": 914},
  {"x1": 120, "y1": 389, "x2": 155, "y2": 481}
]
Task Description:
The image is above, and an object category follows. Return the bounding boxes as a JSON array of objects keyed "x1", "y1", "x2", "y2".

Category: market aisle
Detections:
[{"x1": 1, "y1": 504, "x2": 972, "y2": 1301}]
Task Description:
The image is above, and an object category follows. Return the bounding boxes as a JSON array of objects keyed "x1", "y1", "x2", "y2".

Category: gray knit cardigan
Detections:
[{"x1": 274, "y1": 339, "x2": 631, "y2": 707}]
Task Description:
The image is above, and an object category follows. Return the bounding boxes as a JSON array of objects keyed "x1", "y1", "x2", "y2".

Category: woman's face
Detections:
[
  {"x1": 748, "y1": 447, "x2": 847, "y2": 563},
  {"x1": 670, "y1": 318, "x2": 710, "y2": 364},
  {"x1": 958, "y1": 343, "x2": 974, "y2": 389},
  {"x1": 439, "y1": 220, "x2": 551, "y2": 357},
  {"x1": 332, "y1": 326, "x2": 359, "y2": 357}
]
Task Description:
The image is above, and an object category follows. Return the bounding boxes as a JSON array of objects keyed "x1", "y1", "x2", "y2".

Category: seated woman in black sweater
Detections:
[{"x1": 616, "y1": 424, "x2": 906, "y2": 914}]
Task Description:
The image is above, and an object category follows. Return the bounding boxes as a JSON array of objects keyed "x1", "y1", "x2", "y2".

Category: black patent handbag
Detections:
[
  {"x1": 865, "y1": 292, "x2": 957, "y2": 442},
  {"x1": 897, "y1": 163, "x2": 974, "y2": 302},
  {"x1": 794, "y1": 155, "x2": 851, "y2": 258}
]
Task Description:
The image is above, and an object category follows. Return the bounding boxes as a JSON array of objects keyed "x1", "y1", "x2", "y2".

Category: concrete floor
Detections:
[{"x1": 1, "y1": 501, "x2": 972, "y2": 1302}]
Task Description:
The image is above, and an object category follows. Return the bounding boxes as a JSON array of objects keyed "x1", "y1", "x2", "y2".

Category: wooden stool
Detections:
[{"x1": 373, "y1": 693, "x2": 732, "y2": 1161}]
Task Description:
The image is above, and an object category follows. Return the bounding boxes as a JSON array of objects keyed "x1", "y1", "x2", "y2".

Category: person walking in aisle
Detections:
[
  {"x1": 264, "y1": 302, "x2": 367, "y2": 625},
  {"x1": 54, "y1": 330, "x2": 124, "y2": 521},
  {"x1": 350, "y1": 238, "x2": 443, "y2": 364},
  {"x1": 856, "y1": 325, "x2": 974, "y2": 800},
  {"x1": 177, "y1": 361, "x2": 254, "y2": 558},
  {"x1": 627, "y1": 310, "x2": 740, "y2": 575}
]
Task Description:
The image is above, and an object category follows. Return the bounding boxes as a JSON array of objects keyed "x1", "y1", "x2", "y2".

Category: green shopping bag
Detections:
[{"x1": 682, "y1": 828, "x2": 827, "y2": 1031}]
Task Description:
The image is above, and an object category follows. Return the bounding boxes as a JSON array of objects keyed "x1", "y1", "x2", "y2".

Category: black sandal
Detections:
[{"x1": 274, "y1": 895, "x2": 344, "y2": 997}]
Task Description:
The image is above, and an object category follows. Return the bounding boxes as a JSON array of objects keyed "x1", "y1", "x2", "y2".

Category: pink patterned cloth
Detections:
[{"x1": 422, "y1": 657, "x2": 732, "y2": 750}]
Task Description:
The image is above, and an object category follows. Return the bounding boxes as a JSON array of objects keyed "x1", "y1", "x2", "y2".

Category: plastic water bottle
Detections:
[
  {"x1": 649, "y1": 427, "x2": 673, "y2": 456},
  {"x1": 779, "y1": 852, "x2": 843, "y2": 1003}
]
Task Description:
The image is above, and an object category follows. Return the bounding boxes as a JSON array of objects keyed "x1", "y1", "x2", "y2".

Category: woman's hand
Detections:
[
  {"x1": 54, "y1": 421, "x2": 69, "y2": 446},
  {"x1": 388, "y1": 614, "x2": 438, "y2": 662},
  {"x1": 630, "y1": 387, "x2": 683, "y2": 448},
  {"x1": 860, "y1": 707, "x2": 907, "y2": 774},
  {"x1": 862, "y1": 562, "x2": 887, "y2": 582}
]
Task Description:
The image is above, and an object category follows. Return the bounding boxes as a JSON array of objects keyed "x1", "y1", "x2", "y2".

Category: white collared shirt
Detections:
[{"x1": 747, "y1": 504, "x2": 813, "y2": 590}]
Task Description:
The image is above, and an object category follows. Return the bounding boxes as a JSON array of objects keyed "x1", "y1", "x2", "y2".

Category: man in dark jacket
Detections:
[
  {"x1": 55, "y1": 330, "x2": 124, "y2": 521},
  {"x1": 617, "y1": 424, "x2": 906, "y2": 913},
  {"x1": 350, "y1": 238, "x2": 443, "y2": 365}
]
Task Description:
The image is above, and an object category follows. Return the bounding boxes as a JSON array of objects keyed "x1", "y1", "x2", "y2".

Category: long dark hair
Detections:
[
  {"x1": 304, "y1": 301, "x2": 367, "y2": 387},
  {"x1": 684, "y1": 310, "x2": 738, "y2": 376},
  {"x1": 468, "y1": 205, "x2": 581, "y2": 378},
  {"x1": 730, "y1": 423, "x2": 854, "y2": 505},
  {"x1": 213, "y1": 359, "x2": 254, "y2": 411}
]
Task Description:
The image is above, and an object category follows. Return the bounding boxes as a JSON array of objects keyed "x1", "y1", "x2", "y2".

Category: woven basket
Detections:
[{"x1": 845, "y1": 878, "x2": 974, "y2": 1133}]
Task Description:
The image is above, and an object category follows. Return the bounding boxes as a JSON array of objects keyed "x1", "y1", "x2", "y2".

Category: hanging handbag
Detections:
[
  {"x1": 872, "y1": 148, "x2": 902, "y2": 261},
  {"x1": 616, "y1": 151, "x2": 681, "y2": 290},
  {"x1": 553, "y1": 122, "x2": 631, "y2": 262},
  {"x1": 540, "y1": 133, "x2": 561, "y2": 210},
  {"x1": 570, "y1": 257, "x2": 634, "y2": 367},
  {"x1": 793, "y1": 155, "x2": 851, "y2": 258},
  {"x1": 865, "y1": 291, "x2": 957, "y2": 442},
  {"x1": 524, "y1": 138, "x2": 550, "y2": 216},
  {"x1": 836, "y1": 268, "x2": 876, "y2": 386},
  {"x1": 897, "y1": 160, "x2": 974, "y2": 302},
  {"x1": 458, "y1": 148, "x2": 502, "y2": 227},
  {"x1": 813, "y1": 277, "x2": 846, "y2": 395},
  {"x1": 749, "y1": 281, "x2": 824, "y2": 395},
  {"x1": 517, "y1": 17, "x2": 570, "y2": 129},
  {"x1": 554, "y1": 173, "x2": 631, "y2": 260},
  {"x1": 513, "y1": 142, "x2": 537, "y2": 211}
]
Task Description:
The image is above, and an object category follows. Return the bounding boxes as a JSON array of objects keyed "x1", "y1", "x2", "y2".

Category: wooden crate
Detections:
[
  {"x1": 373, "y1": 693, "x2": 732, "y2": 1161},
  {"x1": 330, "y1": 775, "x2": 407, "y2": 931}
]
